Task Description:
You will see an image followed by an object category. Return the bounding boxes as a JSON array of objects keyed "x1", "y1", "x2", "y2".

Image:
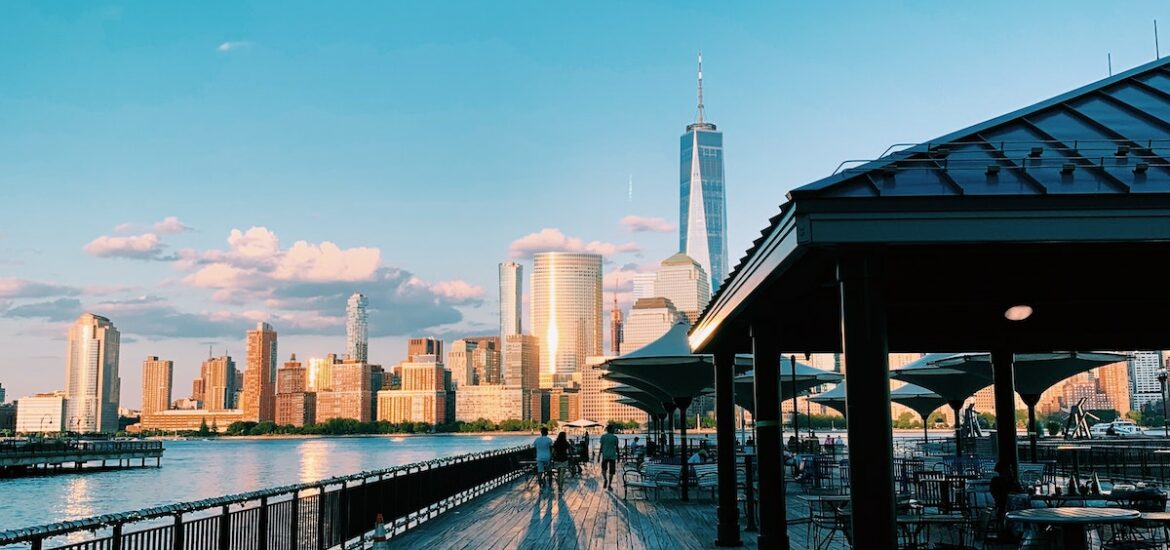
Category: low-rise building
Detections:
[
  {"x1": 377, "y1": 390, "x2": 447, "y2": 424},
  {"x1": 455, "y1": 385, "x2": 524, "y2": 422},
  {"x1": 139, "y1": 409, "x2": 246, "y2": 432},
  {"x1": 15, "y1": 391, "x2": 66, "y2": 433}
]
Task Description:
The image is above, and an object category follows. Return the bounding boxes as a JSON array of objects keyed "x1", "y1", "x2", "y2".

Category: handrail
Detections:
[{"x1": 0, "y1": 443, "x2": 532, "y2": 545}]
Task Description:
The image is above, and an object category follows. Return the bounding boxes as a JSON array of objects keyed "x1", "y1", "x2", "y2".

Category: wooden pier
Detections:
[{"x1": 0, "y1": 439, "x2": 163, "y2": 476}]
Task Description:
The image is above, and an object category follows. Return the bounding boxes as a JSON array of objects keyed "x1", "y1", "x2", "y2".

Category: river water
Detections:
[{"x1": 0, "y1": 434, "x2": 533, "y2": 532}]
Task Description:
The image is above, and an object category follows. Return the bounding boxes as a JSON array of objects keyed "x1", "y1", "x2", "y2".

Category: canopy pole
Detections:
[
  {"x1": 677, "y1": 396, "x2": 693, "y2": 502},
  {"x1": 714, "y1": 350, "x2": 743, "y2": 546},
  {"x1": 992, "y1": 349, "x2": 1020, "y2": 486},
  {"x1": 839, "y1": 254, "x2": 896, "y2": 550},
  {"x1": 665, "y1": 403, "x2": 678, "y2": 457},
  {"x1": 1020, "y1": 394, "x2": 1041, "y2": 463},
  {"x1": 790, "y1": 354, "x2": 799, "y2": 460},
  {"x1": 751, "y1": 322, "x2": 789, "y2": 550},
  {"x1": 948, "y1": 400, "x2": 964, "y2": 457}
]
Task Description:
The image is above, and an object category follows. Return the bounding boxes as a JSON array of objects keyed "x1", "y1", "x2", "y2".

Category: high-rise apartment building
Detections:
[
  {"x1": 653, "y1": 253, "x2": 711, "y2": 324},
  {"x1": 199, "y1": 355, "x2": 237, "y2": 412},
  {"x1": 305, "y1": 356, "x2": 334, "y2": 392},
  {"x1": 276, "y1": 354, "x2": 315, "y2": 427},
  {"x1": 317, "y1": 359, "x2": 372, "y2": 423},
  {"x1": 141, "y1": 356, "x2": 173, "y2": 415},
  {"x1": 242, "y1": 322, "x2": 278, "y2": 422},
  {"x1": 622, "y1": 298, "x2": 683, "y2": 353},
  {"x1": 346, "y1": 292, "x2": 369, "y2": 362},
  {"x1": 376, "y1": 356, "x2": 448, "y2": 424},
  {"x1": 1129, "y1": 351, "x2": 1164, "y2": 410},
  {"x1": 408, "y1": 338, "x2": 443, "y2": 361},
  {"x1": 503, "y1": 334, "x2": 540, "y2": 389},
  {"x1": 0, "y1": 383, "x2": 6, "y2": 404},
  {"x1": 191, "y1": 378, "x2": 205, "y2": 404},
  {"x1": 455, "y1": 385, "x2": 525, "y2": 422},
  {"x1": 531, "y1": 252, "x2": 602, "y2": 387},
  {"x1": 499, "y1": 261, "x2": 522, "y2": 337},
  {"x1": 1097, "y1": 360, "x2": 1131, "y2": 414},
  {"x1": 447, "y1": 339, "x2": 477, "y2": 389},
  {"x1": 679, "y1": 52, "x2": 727, "y2": 294},
  {"x1": 65, "y1": 313, "x2": 121, "y2": 433}
]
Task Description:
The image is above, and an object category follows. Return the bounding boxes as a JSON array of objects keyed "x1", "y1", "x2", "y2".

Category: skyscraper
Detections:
[
  {"x1": 408, "y1": 337, "x2": 443, "y2": 361},
  {"x1": 622, "y1": 298, "x2": 683, "y2": 353},
  {"x1": 200, "y1": 355, "x2": 237, "y2": 411},
  {"x1": 531, "y1": 252, "x2": 603, "y2": 386},
  {"x1": 679, "y1": 52, "x2": 727, "y2": 294},
  {"x1": 242, "y1": 322, "x2": 278, "y2": 422},
  {"x1": 631, "y1": 272, "x2": 656, "y2": 300},
  {"x1": 141, "y1": 356, "x2": 173, "y2": 415},
  {"x1": 65, "y1": 313, "x2": 121, "y2": 433},
  {"x1": 1129, "y1": 351, "x2": 1164, "y2": 410},
  {"x1": 653, "y1": 252, "x2": 711, "y2": 324},
  {"x1": 346, "y1": 292, "x2": 369, "y2": 362},
  {"x1": 276, "y1": 354, "x2": 315, "y2": 427},
  {"x1": 499, "y1": 261, "x2": 522, "y2": 337}
]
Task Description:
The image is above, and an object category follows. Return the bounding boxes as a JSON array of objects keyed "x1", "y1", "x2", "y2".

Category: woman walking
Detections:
[{"x1": 552, "y1": 431, "x2": 572, "y2": 490}]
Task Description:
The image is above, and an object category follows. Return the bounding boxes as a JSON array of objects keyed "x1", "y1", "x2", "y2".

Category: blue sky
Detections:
[{"x1": 3, "y1": 1, "x2": 1169, "y2": 404}]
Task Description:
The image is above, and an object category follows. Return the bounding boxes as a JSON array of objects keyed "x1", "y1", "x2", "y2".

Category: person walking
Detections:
[
  {"x1": 599, "y1": 425, "x2": 619, "y2": 490},
  {"x1": 534, "y1": 426, "x2": 553, "y2": 489},
  {"x1": 552, "y1": 431, "x2": 572, "y2": 490}
]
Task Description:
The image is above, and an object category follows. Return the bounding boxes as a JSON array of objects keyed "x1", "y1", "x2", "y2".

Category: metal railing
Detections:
[
  {"x1": 0, "y1": 440, "x2": 163, "y2": 458},
  {"x1": 0, "y1": 445, "x2": 534, "y2": 550},
  {"x1": 1027, "y1": 439, "x2": 1170, "y2": 485}
]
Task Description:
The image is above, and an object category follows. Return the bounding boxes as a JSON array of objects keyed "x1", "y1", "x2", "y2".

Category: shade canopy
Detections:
[
  {"x1": 929, "y1": 352, "x2": 1131, "y2": 401},
  {"x1": 601, "y1": 375, "x2": 677, "y2": 408},
  {"x1": 732, "y1": 356, "x2": 843, "y2": 414},
  {"x1": 615, "y1": 396, "x2": 659, "y2": 415},
  {"x1": 604, "y1": 384, "x2": 670, "y2": 415},
  {"x1": 604, "y1": 323, "x2": 718, "y2": 400},
  {"x1": 564, "y1": 419, "x2": 602, "y2": 428},
  {"x1": 809, "y1": 383, "x2": 848, "y2": 417},
  {"x1": 889, "y1": 383, "x2": 947, "y2": 420},
  {"x1": 889, "y1": 353, "x2": 992, "y2": 404}
]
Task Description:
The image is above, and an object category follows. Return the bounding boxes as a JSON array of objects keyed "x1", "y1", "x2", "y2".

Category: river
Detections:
[{"x1": 0, "y1": 434, "x2": 534, "y2": 532}]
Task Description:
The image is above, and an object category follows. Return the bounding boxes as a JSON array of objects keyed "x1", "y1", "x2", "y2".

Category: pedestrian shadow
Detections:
[{"x1": 516, "y1": 480, "x2": 581, "y2": 549}]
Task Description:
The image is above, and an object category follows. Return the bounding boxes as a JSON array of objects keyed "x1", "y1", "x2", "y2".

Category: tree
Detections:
[{"x1": 197, "y1": 418, "x2": 210, "y2": 436}]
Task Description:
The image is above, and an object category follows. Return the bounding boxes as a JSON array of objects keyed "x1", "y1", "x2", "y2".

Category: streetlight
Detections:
[{"x1": 1158, "y1": 368, "x2": 1169, "y2": 439}]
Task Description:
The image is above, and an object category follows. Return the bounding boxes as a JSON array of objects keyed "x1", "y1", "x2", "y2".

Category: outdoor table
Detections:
[
  {"x1": 1139, "y1": 511, "x2": 1170, "y2": 543},
  {"x1": 799, "y1": 495, "x2": 851, "y2": 544},
  {"x1": 1029, "y1": 493, "x2": 1109, "y2": 508},
  {"x1": 1006, "y1": 507, "x2": 1140, "y2": 550}
]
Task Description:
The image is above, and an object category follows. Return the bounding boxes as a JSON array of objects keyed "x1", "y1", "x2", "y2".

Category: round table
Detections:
[{"x1": 1006, "y1": 507, "x2": 1140, "y2": 550}]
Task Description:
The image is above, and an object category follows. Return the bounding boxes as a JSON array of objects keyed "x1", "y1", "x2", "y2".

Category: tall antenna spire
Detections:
[{"x1": 696, "y1": 50, "x2": 705, "y2": 124}]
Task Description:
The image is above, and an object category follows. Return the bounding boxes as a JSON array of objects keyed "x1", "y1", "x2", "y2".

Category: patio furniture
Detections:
[{"x1": 1006, "y1": 507, "x2": 1141, "y2": 550}]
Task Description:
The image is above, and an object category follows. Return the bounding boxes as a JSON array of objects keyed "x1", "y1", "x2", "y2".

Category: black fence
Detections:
[
  {"x1": 1028, "y1": 439, "x2": 1170, "y2": 485},
  {"x1": 0, "y1": 440, "x2": 163, "y2": 457},
  {"x1": 0, "y1": 445, "x2": 534, "y2": 550}
]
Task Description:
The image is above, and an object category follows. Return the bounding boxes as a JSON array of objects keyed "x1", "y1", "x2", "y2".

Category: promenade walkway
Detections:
[{"x1": 388, "y1": 466, "x2": 844, "y2": 550}]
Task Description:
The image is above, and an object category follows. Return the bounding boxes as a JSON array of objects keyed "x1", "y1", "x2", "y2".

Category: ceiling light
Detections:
[{"x1": 1004, "y1": 305, "x2": 1033, "y2": 321}]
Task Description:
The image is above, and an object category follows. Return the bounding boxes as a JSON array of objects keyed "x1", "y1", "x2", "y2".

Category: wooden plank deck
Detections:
[{"x1": 388, "y1": 466, "x2": 848, "y2": 549}]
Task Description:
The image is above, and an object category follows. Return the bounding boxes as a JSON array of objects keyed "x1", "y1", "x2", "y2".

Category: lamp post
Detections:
[{"x1": 1158, "y1": 368, "x2": 1169, "y2": 439}]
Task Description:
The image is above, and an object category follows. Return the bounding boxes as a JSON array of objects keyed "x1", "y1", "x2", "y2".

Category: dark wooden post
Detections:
[
  {"x1": 992, "y1": 350, "x2": 1020, "y2": 484},
  {"x1": 290, "y1": 490, "x2": 300, "y2": 550},
  {"x1": 218, "y1": 505, "x2": 231, "y2": 550},
  {"x1": 948, "y1": 400, "x2": 964, "y2": 457},
  {"x1": 751, "y1": 322, "x2": 788, "y2": 550},
  {"x1": 677, "y1": 396, "x2": 693, "y2": 501},
  {"x1": 714, "y1": 350, "x2": 743, "y2": 547},
  {"x1": 111, "y1": 523, "x2": 123, "y2": 550},
  {"x1": 1020, "y1": 394, "x2": 1040, "y2": 463},
  {"x1": 172, "y1": 513, "x2": 184, "y2": 550},
  {"x1": 839, "y1": 254, "x2": 896, "y2": 550},
  {"x1": 258, "y1": 496, "x2": 269, "y2": 549},
  {"x1": 664, "y1": 402, "x2": 678, "y2": 457}
]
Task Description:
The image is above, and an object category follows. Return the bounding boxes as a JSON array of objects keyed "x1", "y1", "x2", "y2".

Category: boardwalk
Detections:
[{"x1": 388, "y1": 466, "x2": 846, "y2": 550}]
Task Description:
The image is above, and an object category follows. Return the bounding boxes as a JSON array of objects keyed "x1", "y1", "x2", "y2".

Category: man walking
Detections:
[
  {"x1": 599, "y1": 425, "x2": 619, "y2": 490},
  {"x1": 534, "y1": 426, "x2": 553, "y2": 488}
]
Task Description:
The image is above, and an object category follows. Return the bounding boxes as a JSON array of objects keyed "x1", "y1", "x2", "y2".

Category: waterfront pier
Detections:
[{"x1": 0, "y1": 439, "x2": 163, "y2": 477}]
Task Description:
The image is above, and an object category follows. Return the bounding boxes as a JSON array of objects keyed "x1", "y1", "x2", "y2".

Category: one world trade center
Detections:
[{"x1": 679, "y1": 51, "x2": 727, "y2": 294}]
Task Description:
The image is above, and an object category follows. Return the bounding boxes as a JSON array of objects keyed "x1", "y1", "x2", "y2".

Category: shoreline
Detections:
[{"x1": 145, "y1": 431, "x2": 545, "y2": 441}]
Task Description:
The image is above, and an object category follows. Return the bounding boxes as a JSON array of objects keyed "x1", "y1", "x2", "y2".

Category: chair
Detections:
[{"x1": 693, "y1": 463, "x2": 719, "y2": 500}]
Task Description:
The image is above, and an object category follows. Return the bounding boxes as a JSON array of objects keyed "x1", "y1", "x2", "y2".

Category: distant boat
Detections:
[{"x1": 1089, "y1": 419, "x2": 1143, "y2": 438}]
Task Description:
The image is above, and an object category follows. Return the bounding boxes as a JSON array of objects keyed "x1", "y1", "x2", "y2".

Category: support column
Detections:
[
  {"x1": 752, "y1": 323, "x2": 789, "y2": 550},
  {"x1": 839, "y1": 254, "x2": 896, "y2": 550},
  {"x1": 948, "y1": 400, "x2": 964, "y2": 457},
  {"x1": 714, "y1": 350, "x2": 743, "y2": 546},
  {"x1": 1020, "y1": 394, "x2": 1040, "y2": 463},
  {"x1": 665, "y1": 403, "x2": 678, "y2": 457},
  {"x1": 992, "y1": 350, "x2": 1019, "y2": 483},
  {"x1": 677, "y1": 396, "x2": 693, "y2": 502}
]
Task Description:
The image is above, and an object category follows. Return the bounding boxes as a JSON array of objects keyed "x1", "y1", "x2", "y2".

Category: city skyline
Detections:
[{"x1": 5, "y1": 2, "x2": 1170, "y2": 405}]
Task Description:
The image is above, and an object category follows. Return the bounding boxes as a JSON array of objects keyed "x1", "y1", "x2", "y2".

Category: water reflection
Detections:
[
  {"x1": 299, "y1": 439, "x2": 329, "y2": 483},
  {"x1": 63, "y1": 477, "x2": 94, "y2": 520}
]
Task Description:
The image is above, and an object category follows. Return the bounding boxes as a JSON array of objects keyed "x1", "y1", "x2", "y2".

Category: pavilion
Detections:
[{"x1": 689, "y1": 56, "x2": 1170, "y2": 549}]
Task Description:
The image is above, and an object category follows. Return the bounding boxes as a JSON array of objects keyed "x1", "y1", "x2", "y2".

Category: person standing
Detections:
[
  {"x1": 552, "y1": 431, "x2": 572, "y2": 490},
  {"x1": 599, "y1": 425, "x2": 619, "y2": 490},
  {"x1": 534, "y1": 426, "x2": 553, "y2": 488}
]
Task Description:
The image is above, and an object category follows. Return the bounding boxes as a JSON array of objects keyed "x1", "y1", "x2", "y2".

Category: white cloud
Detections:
[
  {"x1": 153, "y1": 216, "x2": 193, "y2": 235},
  {"x1": 217, "y1": 41, "x2": 251, "y2": 52},
  {"x1": 508, "y1": 228, "x2": 640, "y2": 259},
  {"x1": 620, "y1": 215, "x2": 676, "y2": 233},
  {"x1": 84, "y1": 233, "x2": 169, "y2": 260},
  {"x1": 0, "y1": 278, "x2": 79, "y2": 298}
]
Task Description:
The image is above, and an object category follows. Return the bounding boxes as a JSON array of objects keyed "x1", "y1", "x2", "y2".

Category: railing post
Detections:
[
  {"x1": 258, "y1": 496, "x2": 269, "y2": 550},
  {"x1": 172, "y1": 513, "x2": 184, "y2": 550},
  {"x1": 290, "y1": 490, "x2": 300, "y2": 550},
  {"x1": 316, "y1": 486, "x2": 326, "y2": 550},
  {"x1": 339, "y1": 481, "x2": 349, "y2": 545},
  {"x1": 30, "y1": 537, "x2": 42, "y2": 550},
  {"x1": 111, "y1": 522, "x2": 123, "y2": 550},
  {"x1": 218, "y1": 505, "x2": 231, "y2": 550},
  {"x1": 744, "y1": 455, "x2": 757, "y2": 532}
]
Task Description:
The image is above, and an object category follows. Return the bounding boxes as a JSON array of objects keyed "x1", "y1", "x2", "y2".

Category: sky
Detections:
[{"x1": 3, "y1": 1, "x2": 1170, "y2": 406}]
